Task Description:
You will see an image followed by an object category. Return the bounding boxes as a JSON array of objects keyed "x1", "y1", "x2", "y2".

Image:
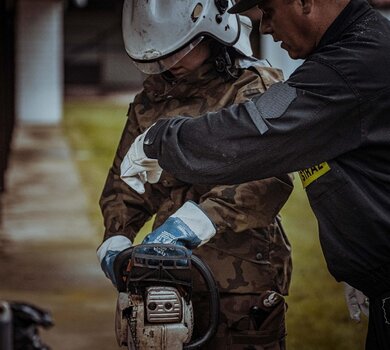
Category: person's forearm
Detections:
[
  {"x1": 199, "y1": 175, "x2": 293, "y2": 233},
  {"x1": 101, "y1": 113, "x2": 159, "y2": 241},
  {"x1": 143, "y1": 102, "x2": 313, "y2": 184},
  {"x1": 100, "y1": 168, "x2": 151, "y2": 241},
  {"x1": 144, "y1": 68, "x2": 360, "y2": 185},
  {"x1": 143, "y1": 105, "x2": 288, "y2": 184}
]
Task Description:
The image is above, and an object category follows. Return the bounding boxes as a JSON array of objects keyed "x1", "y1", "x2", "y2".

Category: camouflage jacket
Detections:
[{"x1": 100, "y1": 60, "x2": 293, "y2": 294}]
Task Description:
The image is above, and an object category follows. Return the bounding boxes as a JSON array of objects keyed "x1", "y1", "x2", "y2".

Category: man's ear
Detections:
[{"x1": 300, "y1": 0, "x2": 313, "y2": 14}]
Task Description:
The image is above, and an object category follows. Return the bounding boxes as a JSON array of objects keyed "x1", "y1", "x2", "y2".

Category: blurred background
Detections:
[{"x1": 1, "y1": 0, "x2": 389, "y2": 349}]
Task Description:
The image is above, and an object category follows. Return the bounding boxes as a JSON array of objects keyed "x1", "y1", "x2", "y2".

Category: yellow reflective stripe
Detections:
[{"x1": 298, "y1": 162, "x2": 331, "y2": 188}]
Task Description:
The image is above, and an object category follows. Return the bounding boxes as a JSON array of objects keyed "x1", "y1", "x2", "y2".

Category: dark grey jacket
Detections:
[{"x1": 144, "y1": 0, "x2": 390, "y2": 297}]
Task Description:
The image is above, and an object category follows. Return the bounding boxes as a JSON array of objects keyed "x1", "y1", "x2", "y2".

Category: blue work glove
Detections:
[
  {"x1": 142, "y1": 201, "x2": 216, "y2": 250},
  {"x1": 97, "y1": 235, "x2": 132, "y2": 286}
]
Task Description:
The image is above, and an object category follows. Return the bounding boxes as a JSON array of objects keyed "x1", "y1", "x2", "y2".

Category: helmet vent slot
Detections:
[{"x1": 191, "y1": 3, "x2": 203, "y2": 22}]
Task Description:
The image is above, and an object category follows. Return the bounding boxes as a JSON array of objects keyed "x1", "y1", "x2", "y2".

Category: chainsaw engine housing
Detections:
[
  {"x1": 116, "y1": 286, "x2": 193, "y2": 349},
  {"x1": 114, "y1": 244, "x2": 219, "y2": 350}
]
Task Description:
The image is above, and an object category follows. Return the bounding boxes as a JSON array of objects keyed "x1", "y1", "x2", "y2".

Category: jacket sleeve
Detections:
[
  {"x1": 100, "y1": 104, "x2": 166, "y2": 242},
  {"x1": 144, "y1": 60, "x2": 361, "y2": 185},
  {"x1": 198, "y1": 174, "x2": 293, "y2": 234},
  {"x1": 196, "y1": 67, "x2": 293, "y2": 234}
]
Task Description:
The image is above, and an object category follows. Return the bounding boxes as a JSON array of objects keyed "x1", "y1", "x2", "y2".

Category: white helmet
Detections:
[{"x1": 122, "y1": 0, "x2": 253, "y2": 74}]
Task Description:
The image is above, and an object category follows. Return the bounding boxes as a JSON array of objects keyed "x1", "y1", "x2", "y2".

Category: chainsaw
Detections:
[{"x1": 113, "y1": 244, "x2": 220, "y2": 350}]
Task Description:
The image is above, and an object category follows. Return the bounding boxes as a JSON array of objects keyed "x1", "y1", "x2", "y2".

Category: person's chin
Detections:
[
  {"x1": 285, "y1": 47, "x2": 301, "y2": 60},
  {"x1": 280, "y1": 42, "x2": 289, "y2": 52},
  {"x1": 287, "y1": 51, "x2": 299, "y2": 59},
  {"x1": 280, "y1": 42, "x2": 299, "y2": 60}
]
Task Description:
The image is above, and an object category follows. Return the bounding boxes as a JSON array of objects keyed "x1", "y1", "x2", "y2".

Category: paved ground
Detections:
[{"x1": 0, "y1": 125, "x2": 119, "y2": 349}]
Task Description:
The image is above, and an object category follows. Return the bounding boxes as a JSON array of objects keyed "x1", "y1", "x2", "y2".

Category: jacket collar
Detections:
[
  {"x1": 143, "y1": 61, "x2": 221, "y2": 102},
  {"x1": 316, "y1": 0, "x2": 372, "y2": 49}
]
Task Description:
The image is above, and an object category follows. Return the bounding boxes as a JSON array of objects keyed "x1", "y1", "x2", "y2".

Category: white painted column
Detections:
[{"x1": 16, "y1": 0, "x2": 63, "y2": 124}]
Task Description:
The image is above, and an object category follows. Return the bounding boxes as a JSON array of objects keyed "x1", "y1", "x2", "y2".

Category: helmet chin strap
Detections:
[{"x1": 214, "y1": 47, "x2": 240, "y2": 80}]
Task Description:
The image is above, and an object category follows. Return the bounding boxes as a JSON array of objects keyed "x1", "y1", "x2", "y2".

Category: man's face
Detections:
[{"x1": 259, "y1": 0, "x2": 316, "y2": 59}]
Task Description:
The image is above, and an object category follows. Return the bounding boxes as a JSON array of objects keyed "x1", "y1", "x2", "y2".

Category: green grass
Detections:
[
  {"x1": 63, "y1": 101, "x2": 128, "y2": 232},
  {"x1": 281, "y1": 185, "x2": 367, "y2": 349},
  {"x1": 63, "y1": 100, "x2": 368, "y2": 349}
]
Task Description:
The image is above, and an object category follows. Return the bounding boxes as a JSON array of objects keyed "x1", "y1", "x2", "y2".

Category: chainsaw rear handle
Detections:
[{"x1": 113, "y1": 244, "x2": 220, "y2": 349}]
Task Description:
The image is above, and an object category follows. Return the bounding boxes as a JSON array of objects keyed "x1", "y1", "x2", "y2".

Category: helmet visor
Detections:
[{"x1": 132, "y1": 37, "x2": 204, "y2": 75}]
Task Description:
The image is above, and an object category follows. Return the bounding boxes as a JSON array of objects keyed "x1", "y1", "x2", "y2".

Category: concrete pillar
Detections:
[
  {"x1": 16, "y1": 0, "x2": 63, "y2": 124},
  {"x1": 0, "y1": 0, "x2": 16, "y2": 192}
]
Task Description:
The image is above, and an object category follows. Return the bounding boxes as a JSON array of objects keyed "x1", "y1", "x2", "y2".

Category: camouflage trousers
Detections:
[{"x1": 192, "y1": 291, "x2": 287, "y2": 350}]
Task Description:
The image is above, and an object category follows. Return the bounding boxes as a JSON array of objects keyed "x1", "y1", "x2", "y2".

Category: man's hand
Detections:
[
  {"x1": 97, "y1": 236, "x2": 132, "y2": 286},
  {"x1": 142, "y1": 201, "x2": 216, "y2": 250},
  {"x1": 343, "y1": 282, "x2": 369, "y2": 322},
  {"x1": 120, "y1": 129, "x2": 162, "y2": 194}
]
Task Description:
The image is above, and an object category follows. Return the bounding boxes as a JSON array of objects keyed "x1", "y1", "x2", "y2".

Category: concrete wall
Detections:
[
  {"x1": 16, "y1": 0, "x2": 63, "y2": 124},
  {"x1": 64, "y1": 8, "x2": 144, "y2": 89}
]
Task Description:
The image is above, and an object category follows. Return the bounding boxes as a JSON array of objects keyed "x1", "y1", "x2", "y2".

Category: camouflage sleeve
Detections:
[
  {"x1": 99, "y1": 102, "x2": 166, "y2": 242},
  {"x1": 198, "y1": 175, "x2": 293, "y2": 234}
]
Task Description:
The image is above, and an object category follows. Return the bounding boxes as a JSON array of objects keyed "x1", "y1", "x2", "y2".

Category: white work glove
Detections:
[
  {"x1": 97, "y1": 235, "x2": 132, "y2": 286},
  {"x1": 343, "y1": 282, "x2": 369, "y2": 322},
  {"x1": 142, "y1": 201, "x2": 216, "y2": 250},
  {"x1": 120, "y1": 129, "x2": 162, "y2": 194}
]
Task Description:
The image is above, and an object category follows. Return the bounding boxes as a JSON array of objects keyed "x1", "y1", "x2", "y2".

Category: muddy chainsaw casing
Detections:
[{"x1": 113, "y1": 244, "x2": 219, "y2": 350}]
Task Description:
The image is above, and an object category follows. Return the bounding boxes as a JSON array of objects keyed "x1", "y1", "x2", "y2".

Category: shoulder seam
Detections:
[{"x1": 308, "y1": 57, "x2": 360, "y2": 100}]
